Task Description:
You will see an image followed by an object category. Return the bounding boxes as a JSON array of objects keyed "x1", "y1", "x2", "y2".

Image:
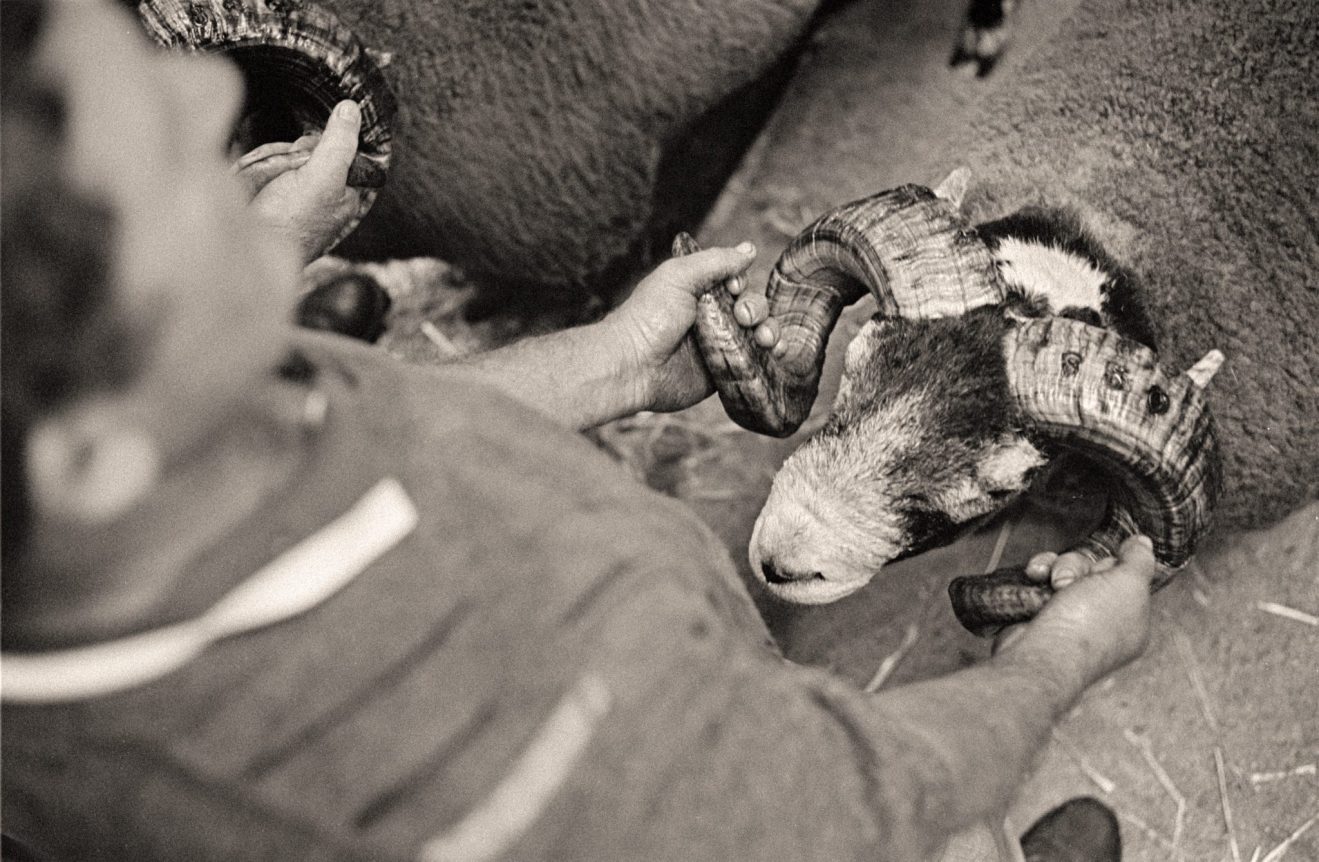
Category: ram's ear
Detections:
[
  {"x1": 976, "y1": 434, "x2": 1047, "y2": 494},
  {"x1": 833, "y1": 317, "x2": 890, "y2": 409}
]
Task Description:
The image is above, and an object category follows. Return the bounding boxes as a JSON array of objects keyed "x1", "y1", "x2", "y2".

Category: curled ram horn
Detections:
[
  {"x1": 137, "y1": 0, "x2": 397, "y2": 234},
  {"x1": 692, "y1": 183, "x2": 1004, "y2": 437},
  {"x1": 948, "y1": 323, "x2": 1224, "y2": 635}
]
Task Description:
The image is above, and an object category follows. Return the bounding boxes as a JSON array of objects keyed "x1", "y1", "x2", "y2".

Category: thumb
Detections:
[
  {"x1": 303, "y1": 101, "x2": 361, "y2": 188},
  {"x1": 656, "y1": 243, "x2": 756, "y2": 298},
  {"x1": 1111, "y1": 534, "x2": 1158, "y2": 589}
]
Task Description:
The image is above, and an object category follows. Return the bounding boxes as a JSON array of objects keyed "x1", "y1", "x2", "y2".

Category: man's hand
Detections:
[
  {"x1": 993, "y1": 535, "x2": 1158, "y2": 692},
  {"x1": 241, "y1": 100, "x2": 366, "y2": 263},
  {"x1": 604, "y1": 242, "x2": 779, "y2": 413},
  {"x1": 433, "y1": 241, "x2": 782, "y2": 430}
]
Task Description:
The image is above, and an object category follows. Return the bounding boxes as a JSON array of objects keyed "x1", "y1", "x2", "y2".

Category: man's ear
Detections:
[
  {"x1": 977, "y1": 434, "x2": 1047, "y2": 494},
  {"x1": 26, "y1": 404, "x2": 161, "y2": 525}
]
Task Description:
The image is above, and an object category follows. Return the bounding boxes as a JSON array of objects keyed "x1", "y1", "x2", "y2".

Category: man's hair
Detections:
[{"x1": 1, "y1": 0, "x2": 139, "y2": 570}]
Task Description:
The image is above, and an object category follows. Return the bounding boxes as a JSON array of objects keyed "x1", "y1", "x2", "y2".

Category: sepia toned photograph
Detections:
[{"x1": 2, "y1": 0, "x2": 1315, "y2": 859}]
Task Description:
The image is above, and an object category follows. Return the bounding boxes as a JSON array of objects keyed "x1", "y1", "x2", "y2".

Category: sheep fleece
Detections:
[
  {"x1": 951, "y1": 0, "x2": 1319, "y2": 532},
  {"x1": 325, "y1": 0, "x2": 818, "y2": 289}
]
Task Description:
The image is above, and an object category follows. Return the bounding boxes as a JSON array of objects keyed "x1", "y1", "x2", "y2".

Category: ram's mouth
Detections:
[
  {"x1": 761, "y1": 577, "x2": 871, "y2": 606},
  {"x1": 138, "y1": 0, "x2": 397, "y2": 192}
]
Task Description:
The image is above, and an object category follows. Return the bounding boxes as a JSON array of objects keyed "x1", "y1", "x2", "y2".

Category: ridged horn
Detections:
[
  {"x1": 689, "y1": 184, "x2": 1004, "y2": 437},
  {"x1": 137, "y1": 0, "x2": 397, "y2": 235},
  {"x1": 949, "y1": 318, "x2": 1223, "y2": 635}
]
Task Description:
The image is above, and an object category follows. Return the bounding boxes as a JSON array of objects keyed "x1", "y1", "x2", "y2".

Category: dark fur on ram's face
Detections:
[{"x1": 749, "y1": 306, "x2": 1046, "y2": 604}]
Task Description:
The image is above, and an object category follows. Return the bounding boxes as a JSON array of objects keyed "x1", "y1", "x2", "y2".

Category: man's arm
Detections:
[
  {"x1": 434, "y1": 320, "x2": 647, "y2": 432},
  {"x1": 860, "y1": 536, "x2": 1155, "y2": 857},
  {"x1": 438, "y1": 244, "x2": 774, "y2": 430}
]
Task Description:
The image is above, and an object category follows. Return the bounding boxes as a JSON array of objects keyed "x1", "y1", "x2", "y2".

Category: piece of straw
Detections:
[
  {"x1": 983, "y1": 520, "x2": 1013, "y2": 575},
  {"x1": 1215, "y1": 746, "x2": 1242, "y2": 862},
  {"x1": 1249, "y1": 764, "x2": 1317, "y2": 787},
  {"x1": 1260, "y1": 811, "x2": 1319, "y2": 862},
  {"x1": 1172, "y1": 628, "x2": 1220, "y2": 734},
  {"x1": 1123, "y1": 728, "x2": 1187, "y2": 857},
  {"x1": 419, "y1": 320, "x2": 460, "y2": 357},
  {"x1": 864, "y1": 622, "x2": 921, "y2": 693},
  {"x1": 1255, "y1": 601, "x2": 1319, "y2": 627},
  {"x1": 1050, "y1": 729, "x2": 1116, "y2": 795},
  {"x1": 1111, "y1": 804, "x2": 1176, "y2": 852}
]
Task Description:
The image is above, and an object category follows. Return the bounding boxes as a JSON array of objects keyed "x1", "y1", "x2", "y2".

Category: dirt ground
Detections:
[{"x1": 344, "y1": 0, "x2": 1318, "y2": 857}]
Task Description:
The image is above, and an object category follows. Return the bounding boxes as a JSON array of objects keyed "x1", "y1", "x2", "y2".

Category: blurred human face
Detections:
[{"x1": 34, "y1": 0, "x2": 301, "y2": 451}]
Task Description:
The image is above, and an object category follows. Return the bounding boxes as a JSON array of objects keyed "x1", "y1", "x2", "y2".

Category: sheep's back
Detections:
[
  {"x1": 327, "y1": 0, "x2": 820, "y2": 293},
  {"x1": 954, "y1": 0, "x2": 1319, "y2": 532}
]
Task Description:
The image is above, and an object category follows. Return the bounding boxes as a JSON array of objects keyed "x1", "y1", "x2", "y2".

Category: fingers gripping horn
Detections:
[
  {"x1": 682, "y1": 184, "x2": 1004, "y2": 437},
  {"x1": 138, "y1": 0, "x2": 397, "y2": 239},
  {"x1": 949, "y1": 319, "x2": 1224, "y2": 635}
]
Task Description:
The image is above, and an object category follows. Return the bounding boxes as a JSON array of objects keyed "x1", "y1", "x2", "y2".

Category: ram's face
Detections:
[{"x1": 749, "y1": 308, "x2": 1046, "y2": 604}]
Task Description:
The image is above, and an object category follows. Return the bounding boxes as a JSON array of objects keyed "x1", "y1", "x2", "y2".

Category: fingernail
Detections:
[
  {"x1": 337, "y1": 101, "x2": 359, "y2": 120},
  {"x1": 735, "y1": 302, "x2": 751, "y2": 325},
  {"x1": 1136, "y1": 535, "x2": 1153, "y2": 550},
  {"x1": 1053, "y1": 568, "x2": 1076, "y2": 588},
  {"x1": 736, "y1": 241, "x2": 755, "y2": 255}
]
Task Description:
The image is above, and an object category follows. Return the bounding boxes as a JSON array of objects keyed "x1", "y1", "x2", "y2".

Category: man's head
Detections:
[{"x1": 2, "y1": 0, "x2": 300, "y2": 559}]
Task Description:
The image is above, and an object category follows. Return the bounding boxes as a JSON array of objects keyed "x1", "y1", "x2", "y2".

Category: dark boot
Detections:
[
  {"x1": 1020, "y1": 797, "x2": 1121, "y2": 862},
  {"x1": 296, "y1": 273, "x2": 392, "y2": 344}
]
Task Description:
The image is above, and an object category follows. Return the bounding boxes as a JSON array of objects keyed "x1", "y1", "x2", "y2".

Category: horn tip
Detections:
[
  {"x1": 1186, "y1": 349, "x2": 1225, "y2": 388},
  {"x1": 933, "y1": 167, "x2": 973, "y2": 209},
  {"x1": 672, "y1": 231, "x2": 700, "y2": 256}
]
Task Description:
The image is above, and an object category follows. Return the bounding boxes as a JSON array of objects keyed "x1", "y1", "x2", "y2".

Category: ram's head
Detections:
[
  {"x1": 749, "y1": 308, "x2": 1047, "y2": 604},
  {"x1": 688, "y1": 174, "x2": 1223, "y2": 624}
]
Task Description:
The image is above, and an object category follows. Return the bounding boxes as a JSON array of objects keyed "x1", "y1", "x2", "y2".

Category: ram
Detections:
[{"x1": 686, "y1": 172, "x2": 1224, "y2": 630}]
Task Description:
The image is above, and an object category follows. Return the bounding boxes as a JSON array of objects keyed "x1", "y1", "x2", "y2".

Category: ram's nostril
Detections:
[
  {"x1": 761, "y1": 559, "x2": 824, "y2": 584},
  {"x1": 762, "y1": 560, "x2": 790, "y2": 584}
]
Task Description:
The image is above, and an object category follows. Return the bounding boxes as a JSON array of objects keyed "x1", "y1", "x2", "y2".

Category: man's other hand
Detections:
[
  {"x1": 241, "y1": 100, "x2": 366, "y2": 264},
  {"x1": 605, "y1": 242, "x2": 776, "y2": 413},
  {"x1": 993, "y1": 535, "x2": 1158, "y2": 694}
]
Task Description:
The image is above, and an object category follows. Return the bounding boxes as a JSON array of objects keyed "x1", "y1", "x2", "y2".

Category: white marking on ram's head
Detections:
[
  {"x1": 749, "y1": 308, "x2": 1046, "y2": 604},
  {"x1": 993, "y1": 236, "x2": 1108, "y2": 317}
]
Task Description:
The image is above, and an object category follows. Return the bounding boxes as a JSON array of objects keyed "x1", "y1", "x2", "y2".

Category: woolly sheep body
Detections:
[
  {"x1": 317, "y1": 0, "x2": 820, "y2": 293},
  {"x1": 948, "y1": 0, "x2": 1319, "y2": 531}
]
